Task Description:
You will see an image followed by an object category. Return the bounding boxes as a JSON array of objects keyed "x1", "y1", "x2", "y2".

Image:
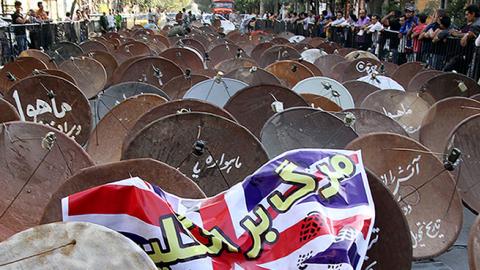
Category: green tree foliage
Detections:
[{"x1": 447, "y1": 0, "x2": 467, "y2": 28}]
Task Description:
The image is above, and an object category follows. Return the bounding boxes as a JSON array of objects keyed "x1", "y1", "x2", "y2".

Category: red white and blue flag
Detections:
[{"x1": 62, "y1": 149, "x2": 375, "y2": 269}]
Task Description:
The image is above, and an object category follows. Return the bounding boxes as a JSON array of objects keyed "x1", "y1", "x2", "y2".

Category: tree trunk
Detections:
[
  {"x1": 259, "y1": 0, "x2": 264, "y2": 15},
  {"x1": 70, "y1": 0, "x2": 77, "y2": 18}
]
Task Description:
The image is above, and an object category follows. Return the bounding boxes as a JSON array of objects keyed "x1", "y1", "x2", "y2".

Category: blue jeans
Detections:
[{"x1": 15, "y1": 34, "x2": 27, "y2": 54}]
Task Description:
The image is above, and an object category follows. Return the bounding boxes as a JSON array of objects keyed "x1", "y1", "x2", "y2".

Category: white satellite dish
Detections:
[
  {"x1": 288, "y1": 35, "x2": 305, "y2": 43},
  {"x1": 300, "y1": 49, "x2": 327, "y2": 64},
  {"x1": 183, "y1": 77, "x2": 248, "y2": 107},
  {"x1": 357, "y1": 74, "x2": 405, "y2": 91},
  {"x1": 292, "y1": 76, "x2": 355, "y2": 109}
]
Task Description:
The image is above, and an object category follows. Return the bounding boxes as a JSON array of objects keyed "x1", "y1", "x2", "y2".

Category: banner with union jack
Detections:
[{"x1": 62, "y1": 149, "x2": 375, "y2": 270}]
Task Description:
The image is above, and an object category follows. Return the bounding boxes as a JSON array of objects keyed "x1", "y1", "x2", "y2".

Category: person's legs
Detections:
[{"x1": 15, "y1": 34, "x2": 27, "y2": 54}]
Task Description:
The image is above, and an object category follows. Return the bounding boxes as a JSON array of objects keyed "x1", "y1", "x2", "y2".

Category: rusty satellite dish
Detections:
[
  {"x1": 19, "y1": 49, "x2": 58, "y2": 69},
  {"x1": 357, "y1": 73, "x2": 405, "y2": 91},
  {"x1": 0, "y1": 222, "x2": 157, "y2": 269},
  {"x1": 446, "y1": 114, "x2": 480, "y2": 213},
  {"x1": 112, "y1": 41, "x2": 151, "y2": 65},
  {"x1": 5, "y1": 74, "x2": 92, "y2": 145},
  {"x1": 300, "y1": 93, "x2": 342, "y2": 112},
  {"x1": 345, "y1": 50, "x2": 379, "y2": 61},
  {"x1": 346, "y1": 132, "x2": 463, "y2": 259},
  {"x1": 194, "y1": 68, "x2": 217, "y2": 78},
  {"x1": 292, "y1": 42, "x2": 313, "y2": 52},
  {"x1": 419, "y1": 97, "x2": 480, "y2": 158},
  {"x1": 214, "y1": 57, "x2": 258, "y2": 73},
  {"x1": 270, "y1": 37, "x2": 290, "y2": 44},
  {"x1": 407, "y1": 70, "x2": 443, "y2": 93},
  {"x1": 224, "y1": 84, "x2": 308, "y2": 137},
  {"x1": 292, "y1": 76, "x2": 355, "y2": 109},
  {"x1": 94, "y1": 81, "x2": 170, "y2": 122},
  {"x1": 113, "y1": 56, "x2": 184, "y2": 89},
  {"x1": 471, "y1": 93, "x2": 480, "y2": 101},
  {"x1": 177, "y1": 38, "x2": 207, "y2": 56},
  {"x1": 48, "y1": 41, "x2": 84, "y2": 63},
  {"x1": 260, "y1": 107, "x2": 358, "y2": 158},
  {"x1": 207, "y1": 44, "x2": 247, "y2": 68},
  {"x1": 296, "y1": 59, "x2": 323, "y2": 76},
  {"x1": 338, "y1": 108, "x2": 409, "y2": 137},
  {"x1": 0, "y1": 122, "x2": 93, "y2": 241},
  {"x1": 265, "y1": 60, "x2": 314, "y2": 89},
  {"x1": 342, "y1": 80, "x2": 380, "y2": 107},
  {"x1": 122, "y1": 112, "x2": 269, "y2": 196},
  {"x1": 0, "y1": 57, "x2": 48, "y2": 94},
  {"x1": 258, "y1": 45, "x2": 301, "y2": 68},
  {"x1": 250, "y1": 42, "x2": 273, "y2": 61},
  {"x1": 41, "y1": 159, "x2": 206, "y2": 224},
  {"x1": 85, "y1": 51, "x2": 118, "y2": 87},
  {"x1": 380, "y1": 61, "x2": 399, "y2": 76},
  {"x1": 225, "y1": 67, "x2": 281, "y2": 86},
  {"x1": 335, "y1": 47, "x2": 356, "y2": 57},
  {"x1": 361, "y1": 90, "x2": 430, "y2": 138},
  {"x1": 316, "y1": 42, "x2": 337, "y2": 54},
  {"x1": 339, "y1": 58, "x2": 382, "y2": 82},
  {"x1": 59, "y1": 57, "x2": 107, "y2": 99},
  {"x1": 313, "y1": 54, "x2": 346, "y2": 78},
  {"x1": 183, "y1": 77, "x2": 248, "y2": 107},
  {"x1": 159, "y1": 47, "x2": 205, "y2": 72},
  {"x1": 0, "y1": 98, "x2": 20, "y2": 123},
  {"x1": 36, "y1": 69, "x2": 77, "y2": 85},
  {"x1": 87, "y1": 94, "x2": 167, "y2": 165},
  {"x1": 362, "y1": 170, "x2": 413, "y2": 270},
  {"x1": 469, "y1": 216, "x2": 480, "y2": 270},
  {"x1": 391, "y1": 62, "x2": 425, "y2": 89},
  {"x1": 162, "y1": 74, "x2": 209, "y2": 99},
  {"x1": 419, "y1": 72, "x2": 480, "y2": 104},
  {"x1": 79, "y1": 40, "x2": 109, "y2": 53},
  {"x1": 110, "y1": 56, "x2": 143, "y2": 84}
]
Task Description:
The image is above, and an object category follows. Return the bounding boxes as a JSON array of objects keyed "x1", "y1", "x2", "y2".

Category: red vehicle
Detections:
[{"x1": 212, "y1": 0, "x2": 234, "y2": 15}]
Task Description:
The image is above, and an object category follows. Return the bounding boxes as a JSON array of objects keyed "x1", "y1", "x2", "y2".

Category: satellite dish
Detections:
[
  {"x1": 87, "y1": 94, "x2": 167, "y2": 164},
  {"x1": 250, "y1": 42, "x2": 273, "y2": 61},
  {"x1": 214, "y1": 57, "x2": 258, "y2": 74},
  {"x1": 260, "y1": 107, "x2": 358, "y2": 158},
  {"x1": 178, "y1": 38, "x2": 207, "y2": 56},
  {"x1": 183, "y1": 77, "x2": 248, "y2": 107},
  {"x1": 300, "y1": 93, "x2": 342, "y2": 112},
  {"x1": 0, "y1": 57, "x2": 48, "y2": 94},
  {"x1": 288, "y1": 35, "x2": 305, "y2": 43},
  {"x1": 0, "y1": 122, "x2": 93, "y2": 240},
  {"x1": 225, "y1": 66, "x2": 281, "y2": 86},
  {"x1": 406, "y1": 70, "x2": 443, "y2": 93},
  {"x1": 380, "y1": 61, "x2": 399, "y2": 76},
  {"x1": 313, "y1": 54, "x2": 346, "y2": 79},
  {"x1": 159, "y1": 47, "x2": 205, "y2": 72},
  {"x1": 19, "y1": 49, "x2": 58, "y2": 69},
  {"x1": 292, "y1": 76, "x2": 355, "y2": 109},
  {"x1": 266, "y1": 60, "x2": 314, "y2": 89},
  {"x1": 469, "y1": 216, "x2": 480, "y2": 270},
  {"x1": 259, "y1": 45, "x2": 301, "y2": 68},
  {"x1": 193, "y1": 68, "x2": 217, "y2": 78},
  {"x1": 336, "y1": 47, "x2": 356, "y2": 56},
  {"x1": 0, "y1": 222, "x2": 157, "y2": 269},
  {"x1": 346, "y1": 132, "x2": 463, "y2": 259},
  {"x1": 41, "y1": 158, "x2": 205, "y2": 224},
  {"x1": 339, "y1": 58, "x2": 382, "y2": 82},
  {"x1": 391, "y1": 62, "x2": 425, "y2": 89},
  {"x1": 445, "y1": 114, "x2": 480, "y2": 213},
  {"x1": 79, "y1": 40, "x2": 109, "y2": 53},
  {"x1": 357, "y1": 74, "x2": 405, "y2": 91},
  {"x1": 94, "y1": 81, "x2": 170, "y2": 122},
  {"x1": 361, "y1": 90, "x2": 430, "y2": 138},
  {"x1": 208, "y1": 44, "x2": 247, "y2": 68},
  {"x1": 271, "y1": 37, "x2": 290, "y2": 44},
  {"x1": 112, "y1": 41, "x2": 151, "y2": 65},
  {"x1": 59, "y1": 57, "x2": 107, "y2": 99},
  {"x1": 153, "y1": 34, "x2": 170, "y2": 47},
  {"x1": 110, "y1": 56, "x2": 143, "y2": 84},
  {"x1": 48, "y1": 41, "x2": 84, "y2": 63},
  {"x1": 85, "y1": 51, "x2": 118, "y2": 87},
  {"x1": 419, "y1": 72, "x2": 480, "y2": 104},
  {"x1": 4, "y1": 74, "x2": 92, "y2": 145},
  {"x1": 36, "y1": 69, "x2": 77, "y2": 85},
  {"x1": 419, "y1": 97, "x2": 480, "y2": 158},
  {"x1": 224, "y1": 84, "x2": 308, "y2": 137},
  {"x1": 345, "y1": 50, "x2": 379, "y2": 61},
  {"x1": 337, "y1": 108, "x2": 409, "y2": 137},
  {"x1": 295, "y1": 59, "x2": 323, "y2": 76},
  {"x1": 162, "y1": 74, "x2": 209, "y2": 99},
  {"x1": 122, "y1": 112, "x2": 269, "y2": 196},
  {"x1": 470, "y1": 93, "x2": 480, "y2": 101},
  {"x1": 0, "y1": 98, "x2": 20, "y2": 123},
  {"x1": 342, "y1": 80, "x2": 380, "y2": 107}
]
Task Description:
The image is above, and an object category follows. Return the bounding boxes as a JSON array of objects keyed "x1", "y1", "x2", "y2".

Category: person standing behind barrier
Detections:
[
  {"x1": 381, "y1": 10, "x2": 402, "y2": 63},
  {"x1": 107, "y1": 9, "x2": 115, "y2": 31},
  {"x1": 11, "y1": 1, "x2": 29, "y2": 54},
  {"x1": 431, "y1": 16, "x2": 451, "y2": 70},
  {"x1": 410, "y1": 14, "x2": 427, "y2": 61},
  {"x1": 99, "y1": 12, "x2": 108, "y2": 32},
  {"x1": 354, "y1": 9, "x2": 370, "y2": 50},
  {"x1": 115, "y1": 10, "x2": 122, "y2": 30},
  {"x1": 35, "y1": 2, "x2": 49, "y2": 21},
  {"x1": 399, "y1": 5, "x2": 418, "y2": 62},
  {"x1": 366, "y1": 15, "x2": 384, "y2": 55}
]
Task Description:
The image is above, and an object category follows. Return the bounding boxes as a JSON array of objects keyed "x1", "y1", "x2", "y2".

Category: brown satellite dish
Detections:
[
  {"x1": 104, "y1": 32, "x2": 121, "y2": 39},
  {"x1": 300, "y1": 93, "x2": 343, "y2": 112},
  {"x1": 265, "y1": 60, "x2": 314, "y2": 89},
  {"x1": 59, "y1": 57, "x2": 107, "y2": 99},
  {"x1": 0, "y1": 57, "x2": 48, "y2": 94},
  {"x1": 194, "y1": 68, "x2": 217, "y2": 78},
  {"x1": 48, "y1": 41, "x2": 84, "y2": 63},
  {"x1": 224, "y1": 84, "x2": 308, "y2": 137},
  {"x1": 124, "y1": 99, "x2": 237, "y2": 149},
  {"x1": 105, "y1": 37, "x2": 121, "y2": 47},
  {"x1": 122, "y1": 112, "x2": 268, "y2": 196},
  {"x1": 330, "y1": 61, "x2": 350, "y2": 81},
  {"x1": 79, "y1": 40, "x2": 108, "y2": 53},
  {"x1": 85, "y1": 50, "x2": 118, "y2": 87},
  {"x1": 307, "y1": 37, "x2": 326, "y2": 48},
  {"x1": 346, "y1": 132, "x2": 463, "y2": 259},
  {"x1": 259, "y1": 45, "x2": 301, "y2": 68},
  {"x1": 342, "y1": 80, "x2": 380, "y2": 107},
  {"x1": 380, "y1": 61, "x2": 399, "y2": 76},
  {"x1": 225, "y1": 67, "x2": 281, "y2": 86},
  {"x1": 337, "y1": 108, "x2": 409, "y2": 137},
  {"x1": 207, "y1": 44, "x2": 247, "y2": 68},
  {"x1": 472, "y1": 93, "x2": 480, "y2": 101},
  {"x1": 419, "y1": 97, "x2": 480, "y2": 158},
  {"x1": 162, "y1": 74, "x2": 208, "y2": 99},
  {"x1": 208, "y1": 38, "x2": 235, "y2": 51},
  {"x1": 469, "y1": 215, "x2": 480, "y2": 270},
  {"x1": 250, "y1": 42, "x2": 273, "y2": 61},
  {"x1": 336, "y1": 47, "x2": 356, "y2": 57},
  {"x1": 260, "y1": 107, "x2": 358, "y2": 158},
  {"x1": 270, "y1": 37, "x2": 289, "y2": 45},
  {"x1": 0, "y1": 98, "x2": 20, "y2": 123},
  {"x1": 112, "y1": 41, "x2": 151, "y2": 65},
  {"x1": 177, "y1": 38, "x2": 206, "y2": 56},
  {"x1": 445, "y1": 114, "x2": 480, "y2": 213},
  {"x1": 316, "y1": 42, "x2": 336, "y2": 54},
  {"x1": 5, "y1": 75, "x2": 92, "y2": 145},
  {"x1": 296, "y1": 59, "x2": 323, "y2": 76},
  {"x1": 110, "y1": 56, "x2": 143, "y2": 84},
  {"x1": 339, "y1": 58, "x2": 382, "y2": 82},
  {"x1": 0, "y1": 222, "x2": 157, "y2": 269},
  {"x1": 19, "y1": 49, "x2": 57, "y2": 69},
  {"x1": 344, "y1": 50, "x2": 379, "y2": 61},
  {"x1": 159, "y1": 47, "x2": 204, "y2": 72},
  {"x1": 37, "y1": 69, "x2": 77, "y2": 85},
  {"x1": 113, "y1": 56, "x2": 184, "y2": 89},
  {"x1": 407, "y1": 70, "x2": 443, "y2": 93},
  {"x1": 41, "y1": 159, "x2": 205, "y2": 224},
  {"x1": 292, "y1": 42, "x2": 313, "y2": 52},
  {"x1": 362, "y1": 170, "x2": 413, "y2": 270},
  {"x1": 391, "y1": 62, "x2": 425, "y2": 89},
  {"x1": 314, "y1": 54, "x2": 346, "y2": 79},
  {"x1": 214, "y1": 57, "x2": 258, "y2": 73},
  {"x1": 0, "y1": 122, "x2": 93, "y2": 241},
  {"x1": 361, "y1": 90, "x2": 430, "y2": 139},
  {"x1": 420, "y1": 72, "x2": 480, "y2": 104},
  {"x1": 92, "y1": 37, "x2": 115, "y2": 52},
  {"x1": 87, "y1": 94, "x2": 167, "y2": 164},
  {"x1": 188, "y1": 33, "x2": 210, "y2": 49}
]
